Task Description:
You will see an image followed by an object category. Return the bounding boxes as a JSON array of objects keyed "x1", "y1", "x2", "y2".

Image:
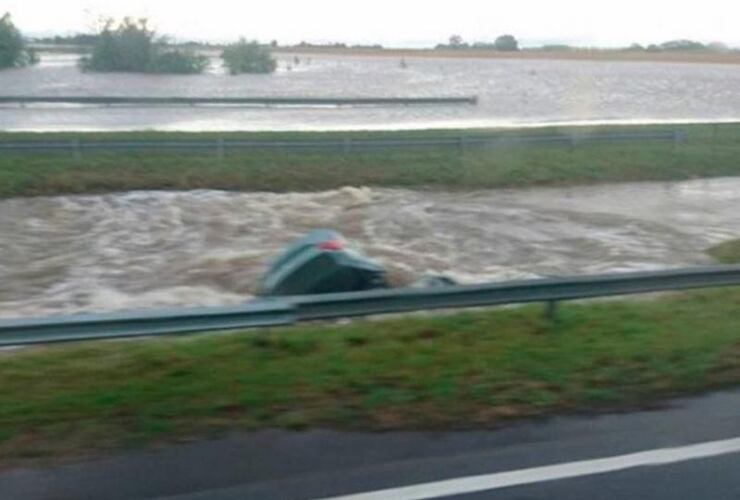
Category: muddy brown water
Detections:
[{"x1": 0, "y1": 177, "x2": 737, "y2": 319}]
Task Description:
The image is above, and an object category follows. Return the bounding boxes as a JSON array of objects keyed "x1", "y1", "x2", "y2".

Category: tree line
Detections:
[
  {"x1": 3, "y1": 12, "x2": 738, "y2": 74},
  {"x1": 437, "y1": 34, "x2": 520, "y2": 51},
  {"x1": 436, "y1": 34, "x2": 736, "y2": 54}
]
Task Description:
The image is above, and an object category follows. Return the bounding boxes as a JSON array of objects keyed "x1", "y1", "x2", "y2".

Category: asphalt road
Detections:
[{"x1": 2, "y1": 389, "x2": 740, "y2": 500}]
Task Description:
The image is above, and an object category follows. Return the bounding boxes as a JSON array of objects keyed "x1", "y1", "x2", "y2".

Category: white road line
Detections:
[{"x1": 318, "y1": 436, "x2": 740, "y2": 500}]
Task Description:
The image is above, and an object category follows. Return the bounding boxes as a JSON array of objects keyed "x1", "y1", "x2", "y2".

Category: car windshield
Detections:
[{"x1": 1, "y1": 2, "x2": 739, "y2": 499}]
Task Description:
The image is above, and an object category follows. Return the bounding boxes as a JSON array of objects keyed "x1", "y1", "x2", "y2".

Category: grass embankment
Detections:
[
  {"x1": 708, "y1": 239, "x2": 740, "y2": 264},
  {"x1": 1, "y1": 123, "x2": 740, "y2": 197},
  {"x1": 1, "y1": 287, "x2": 739, "y2": 466}
]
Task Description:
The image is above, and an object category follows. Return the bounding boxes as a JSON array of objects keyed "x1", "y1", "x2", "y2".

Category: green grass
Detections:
[
  {"x1": 1, "y1": 287, "x2": 739, "y2": 466},
  {"x1": 708, "y1": 239, "x2": 740, "y2": 264},
  {"x1": 1, "y1": 123, "x2": 740, "y2": 197}
]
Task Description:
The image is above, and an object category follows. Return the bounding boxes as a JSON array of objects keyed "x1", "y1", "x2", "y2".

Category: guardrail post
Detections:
[
  {"x1": 672, "y1": 130, "x2": 683, "y2": 151},
  {"x1": 71, "y1": 139, "x2": 81, "y2": 160},
  {"x1": 216, "y1": 138, "x2": 225, "y2": 160},
  {"x1": 544, "y1": 300, "x2": 559, "y2": 322}
]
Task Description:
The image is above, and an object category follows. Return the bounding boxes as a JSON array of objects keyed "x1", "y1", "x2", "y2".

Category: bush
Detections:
[
  {"x1": 153, "y1": 49, "x2": 208, "y2": 74},
  {"x1": 0, "y1": 13, "x2": 39, "y2": 69},
  {"x1": 81, "y1": 18, "x2": 207, "y2": 74},
  {"x1": 221, "y1": 39, "x2": 276, "y2": 75}
]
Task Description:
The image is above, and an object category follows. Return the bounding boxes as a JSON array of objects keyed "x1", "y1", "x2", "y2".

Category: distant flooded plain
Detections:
[{"x1": 1, "y1": 52, "x2": 740, "y2": 131}]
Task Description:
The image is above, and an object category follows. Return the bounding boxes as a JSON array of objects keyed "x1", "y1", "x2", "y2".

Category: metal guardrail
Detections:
[
  {"x1": 0, "y1": 265, "x2": 737, "y2": 347},
  {"x1": 0, "y1": 301, "x2": 294, "y2": 347},
  {"x1": 291, "y1": 264, "x2": 740, "y2": 320},
  {"x1": 0, "y1": 95, "x2": 478, "y2": 106},
  {"x1": 0, "y1": 131, "x2": 684, "y2": 156}
]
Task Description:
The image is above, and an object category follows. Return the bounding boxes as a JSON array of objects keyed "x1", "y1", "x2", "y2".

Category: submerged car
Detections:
[
  {"x1": 258, "y1": 229, "x2": 456, "y2": 296},
  {"x1": 258, "y1": 230, "x2": 388, "y2": 296}
]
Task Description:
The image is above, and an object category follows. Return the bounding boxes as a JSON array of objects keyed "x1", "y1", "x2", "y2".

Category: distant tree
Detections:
[
  {"x1": 540, "y1": 44, "x2": 574, "y2": 52},
  {"x1": 33, "y1": 33, "x2": 100, "y2": 45},
  {"x1": 659, "y1": 39, "x2": 706, "y2": 51},
  {"x1": 270, "y1": 39, "x2": 278, "y2": 48},
  {"x1": 627, "y1": 43, "x2": 645, "y2": 51},
  {"x1": 221, "y1": 39, "x2": 276, "y2": 75},
  {"x1": 708, "y1": 42, "x2": 729, "y2": 53},
  {"x1": 81, "y1": 18, "x2": 208, "y2": 74},
  {"x1": 0, "y1": 13, "x2": 38, "y2": 69},
  {"x1": 292, "y1": 41, "x2": 347, "y2": 50},
  {"x1": 435, "y1": 35, "x2": 469, "y2": 50},
  {"x1": 448, "y1": 34, "x2": 469, "y2": 49},
  {"x1": 646, "y1": 44, "x2": 661, "y2": 52},
  {"x1": 493, "y1": 34, "x2": 519, "y2": 51}
]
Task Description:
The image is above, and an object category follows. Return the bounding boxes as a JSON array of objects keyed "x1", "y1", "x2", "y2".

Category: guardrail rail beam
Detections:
[{"x1": 0, "y1": 265, "x2": 738, "y2": 347}]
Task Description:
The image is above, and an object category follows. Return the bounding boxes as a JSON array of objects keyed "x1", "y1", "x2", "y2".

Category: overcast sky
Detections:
[{"x1": 4, "y1": 0, "x2": 739, "y2": 48}]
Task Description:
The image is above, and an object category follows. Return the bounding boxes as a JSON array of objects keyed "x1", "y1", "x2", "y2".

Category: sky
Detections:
[{"x1": 3, "y1": 0, "x2": 740, "y2": 48}]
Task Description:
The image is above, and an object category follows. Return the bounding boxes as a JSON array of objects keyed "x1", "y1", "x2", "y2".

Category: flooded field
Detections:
[
  {"x1": 1, "y1": 53, "x2": 740, "y2": 131},
  {"x1": 0, "y1": 177, "x2": 737, "y2": 318}
]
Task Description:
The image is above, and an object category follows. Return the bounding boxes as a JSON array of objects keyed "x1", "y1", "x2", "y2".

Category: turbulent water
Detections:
[
  {"x1": 0, "y1": 178, "x2": 737, "y2": 319},
  {"x1": 2, "y1": 53, "x2": 740, "y2": 131}
]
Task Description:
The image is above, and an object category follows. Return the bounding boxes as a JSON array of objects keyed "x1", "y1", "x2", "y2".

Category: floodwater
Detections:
[
  {"x1": 1, "y1": 53, "x2": 740, "y2": 131},
  {"x1": 0, "y1": 178, "x2": 737, "y2": 319}
]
